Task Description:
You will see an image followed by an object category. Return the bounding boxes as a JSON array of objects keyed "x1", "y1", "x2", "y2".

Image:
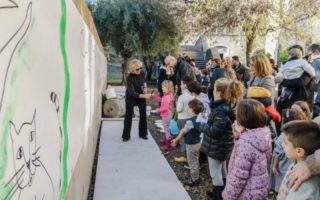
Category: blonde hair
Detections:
[
  {"x1": 292, "y1": 101, "x2": 311, "y2": 120},
  {"x1": 251, "y1": 55, "x2": 273, "y2": 76},
  {"x1": 289, "y1": 48, "x2": 303, "y2": 58},
  {"x1": 130, "y1": 59, "x2": 142, "y2": 71},
  {"x1": 215, "y1": 78, "x2": 244, "y2": 105},
  {"x1": 162, "y1": 80, "x2": 174, "y2": 93},
  {"x1": 164, "y1": 55, "x2": 177, "y2": 66},
  {"x1": 223, "y1": 56, "x2": 236, "y2": 79}
]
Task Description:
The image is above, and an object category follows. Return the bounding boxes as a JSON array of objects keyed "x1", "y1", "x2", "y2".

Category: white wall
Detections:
[{"x1": 0, "y1": 0, "x2": 106, "y2": 199}]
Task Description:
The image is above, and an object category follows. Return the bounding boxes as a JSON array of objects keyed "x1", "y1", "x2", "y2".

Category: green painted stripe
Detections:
[{"x1": 59, "y1": 0, "x2": 70, "y2": 199}]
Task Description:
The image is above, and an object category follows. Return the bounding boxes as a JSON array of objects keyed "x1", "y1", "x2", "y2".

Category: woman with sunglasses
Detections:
[{"x1": 122, "y1": 59, "x2": 152, "y2": 142}]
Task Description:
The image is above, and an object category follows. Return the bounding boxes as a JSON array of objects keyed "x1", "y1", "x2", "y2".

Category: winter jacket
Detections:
[
  {"x1": 126, "y1": 72, "x2": 146, "y2": 99},
  {"x1": 208, "y1": 67, "x2": 226, "y2": 89},
  {"x1": 278, "y1": 72, "x2": 315, "y2": 111},
  {"x1": 198, "y1": 99, "x2": 235, "y2": 161},
  {"x1": 176, "y1": 89, "x2": 194, "y2": 119},
  {"x1": 222, "y1": 127, "x2": 272, "y2": 200},
  {"x1": 280, "y1": 57, "x2": 315, "y2": 79},
  {"x1": 233, "y1": 63, "x2": 250, "y2": 84},
  {"x1": 154, "y1": 92, "x2": 174, "y2": 117},
  {"x1": 175, "y1": 58, "x2": 196, "y2": 85},
  {"x1": 248, "y1": 75, "x2": 275, "y2": 102}
]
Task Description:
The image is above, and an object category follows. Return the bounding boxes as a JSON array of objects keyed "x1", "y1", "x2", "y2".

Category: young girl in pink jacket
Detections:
[
  {"x1": 222, "y1": 99, "x2": 272, "y2": 200},
  {"x1": 153, "y1": 80, "x2": 175, "y2": 151}
]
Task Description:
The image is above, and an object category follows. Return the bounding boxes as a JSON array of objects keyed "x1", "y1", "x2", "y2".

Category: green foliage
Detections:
[
  {"x1": 254, "y1": 48, "x2": 272, "y2": 58},
  {"x1": 279, "y1": 50, "x2": 289, "y2": 64},
  {"x1": 93, "y1": 0, "x2": 183, "y2": 58}
]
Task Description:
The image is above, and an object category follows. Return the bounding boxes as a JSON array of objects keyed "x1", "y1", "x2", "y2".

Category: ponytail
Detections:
[{"x1": 226, "y1": 80, "x2": 244, "y2": 105}]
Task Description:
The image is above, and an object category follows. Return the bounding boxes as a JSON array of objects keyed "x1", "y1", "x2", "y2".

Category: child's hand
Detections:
[
  {"x1": 171, "y1": 139, "x2": 177, "y2": 147},
  {"x1": 273, "y1": 165, "x2": 279, "y2": 176}
]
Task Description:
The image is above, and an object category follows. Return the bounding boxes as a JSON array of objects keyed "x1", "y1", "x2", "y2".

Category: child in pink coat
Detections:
[
  {"x1": 222, "y1": 99, "x2": 272, "y2": 200},
  {"x1": 153, "y1": 80, "x2": 174, "y2": 151}
]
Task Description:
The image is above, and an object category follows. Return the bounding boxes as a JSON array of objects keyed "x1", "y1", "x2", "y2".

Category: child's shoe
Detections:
[
  {"x1": 174, "y1": 156, "x2": 187, "y2": 163},
  {"x1": 161, "y1": 139, "x2": 171, "y2": 151},
  {"x1": 182, "y1": 176, "x2": 201, "y2": 187}
]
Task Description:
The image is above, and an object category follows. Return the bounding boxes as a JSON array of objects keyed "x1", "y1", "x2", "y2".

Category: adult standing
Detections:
[
  {"x1": 248, "y1": 55, "x2": 275, "y2": 102},
  {"x1": 308, "y1": 44, "x2": 320, "y2": 106},
  {"x1": 207, "y1": 58, "x2": 226, "y2": 100},
  {"x1": 122, "y1": 59, "x2": 151, "y2": 142},
  {"x1": 176, "y1": 55, "x2": 196, "y2": 95},
  {"x1": 232, "y1": 56, "x2": 250, "y2": 86},
  {"x1": 158, "y1": 56, "x2": 176, "y2": 97}
]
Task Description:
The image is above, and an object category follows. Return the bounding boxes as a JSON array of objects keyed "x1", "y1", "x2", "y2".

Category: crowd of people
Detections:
[{"x1": 121, "y1": 43, "x2": 320, "y2": 200}]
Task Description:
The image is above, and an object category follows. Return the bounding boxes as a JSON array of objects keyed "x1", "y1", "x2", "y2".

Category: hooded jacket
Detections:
[
  {"x1": 198, "y1": 99, "x2": 235, "y2": 161},
  {"x1": 222, "y1": 127, "x2": 272, "y2": 200},
  {"x1": 154, "y1": 93, "x2": 174, "y2": 117}
]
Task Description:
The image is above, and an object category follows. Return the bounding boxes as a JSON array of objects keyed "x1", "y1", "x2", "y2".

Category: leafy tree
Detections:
[
  {"x1": 93, "y1": 0, "x2": 183, "y2": 84},
  {"x1": 190, "y1": 0, "x2": 320, "y2": 65},
  {"x1": 254, "y1": 48, "x2": 272, "y2": 58}
]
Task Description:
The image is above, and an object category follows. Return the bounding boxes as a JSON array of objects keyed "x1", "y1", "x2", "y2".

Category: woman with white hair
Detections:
[
  {"x1": 158, "y1": 56, "x2": 176, "y2": 97},
  {"x1": 122, "y1": 59, "x2": 151, "y2": 142}
]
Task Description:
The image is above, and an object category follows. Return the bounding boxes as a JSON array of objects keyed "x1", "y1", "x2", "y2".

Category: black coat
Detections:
[
  {"x1": 277, "y1": 71, "x2": 315, "y2": 111},
  {"x1": 199, "y1": 99, "x2": 235, "y2": 161},
  {"x1": 125, "y1": 72, "x2": 146, "y2": 99}
]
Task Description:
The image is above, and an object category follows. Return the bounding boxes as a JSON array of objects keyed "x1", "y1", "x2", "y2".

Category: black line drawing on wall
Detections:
[
  {"x1": 5, "y1": 110, "x2": 55, "y2": 200},
  {"x1": 0, "y1": 2, "x2": 32, "y2": 113},
  {"x1": 50, "y1": 91, "x2": 63, "y2": 191},
  {"x1": 4, "y1": 92, "x2": 63, "y2": 200},
  {"x1": 0, "y1": 0, "x2": 18, "y2": 9}
]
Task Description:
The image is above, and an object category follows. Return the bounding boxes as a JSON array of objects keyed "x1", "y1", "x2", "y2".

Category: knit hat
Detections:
[{"x1": 247, "y1": 87, "x2": 271, "y2": 99}]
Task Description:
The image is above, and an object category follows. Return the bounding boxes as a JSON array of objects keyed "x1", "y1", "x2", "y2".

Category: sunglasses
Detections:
[{"x1": 135, "y1": 68, "x2": 142, "y2": 72}]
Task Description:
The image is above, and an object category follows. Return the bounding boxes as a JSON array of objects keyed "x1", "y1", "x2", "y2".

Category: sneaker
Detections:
[
  {"x1": 182, "y1": 176, "x2": 201, "y2": 187},
  {"x1": 184, "y1": 165, "x2": 191, "y2": 169},
  {"x1": 174, "y1": 156, "x2": 187, "y2": 163}
]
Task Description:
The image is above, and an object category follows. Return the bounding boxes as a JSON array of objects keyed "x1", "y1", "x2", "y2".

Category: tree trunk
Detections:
[
  {"x1": 246, "y1": 37, "x2": 254, "y2": 66},
  {"x1": 121, "y1": 56, "x2": 129, "y2": 85}
]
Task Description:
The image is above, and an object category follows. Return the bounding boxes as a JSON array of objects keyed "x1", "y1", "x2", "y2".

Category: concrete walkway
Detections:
[{"x1": 94, "y1": 120, "x2": 191, "y2": 200}]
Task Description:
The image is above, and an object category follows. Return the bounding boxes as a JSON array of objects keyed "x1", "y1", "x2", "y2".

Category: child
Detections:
[
  {"x1": 292, "y1": 101, "x2": 312, "y2": 120},
  {"x1": 277, "y1": 121, "x2": 320, "y2": 200},
  {"x1": 247, "y1": 86, "x2": 281, "y2": 137},
  {"x1": 171, "y1": 99, "x2": 204, "y2": 186},
  {"x1": 197, "y1": 69, "x2": 209, "y2": 93},
  {"x1": 152, "y1": 80, "x2": 174, "y2": 151},
  {"x1": 278, "y1": 47, "x2": 315, "y2": 80},
  {"x1": 222, "y1": 99, "x2": 272, "y2": 200},
  {"x1": 187, "y1": 81, "x2": 210, "y2": 115},
  {"x1": 270, "y1": 106, "x2": 309, "y2": 194},
  {"x1": 198, "y1": 78, "x2": 244, "y2": 199},
  {"x1": 174, "y1": 76, "x2": 194, "y2": 160}
]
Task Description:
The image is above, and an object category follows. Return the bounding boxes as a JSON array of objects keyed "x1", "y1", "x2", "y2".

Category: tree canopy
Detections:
[
  {"x1": 93, "y1": 0, "x2": 183, "y2": 84},
  {"x1": 182, "y1": 0, "x2": 320, "y2": 64}
]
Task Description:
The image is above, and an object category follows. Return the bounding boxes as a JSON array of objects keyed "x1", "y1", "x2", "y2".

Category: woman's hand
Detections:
[
  {"x1": 171, "y1": 139, "x2": 178, "y2": 147},
  {"x1": 140, "y1": 94, "x2": 151, "y2": 99},
  {"x1": 287, "y1": 162, "x2": 312, "y2": 191}
]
